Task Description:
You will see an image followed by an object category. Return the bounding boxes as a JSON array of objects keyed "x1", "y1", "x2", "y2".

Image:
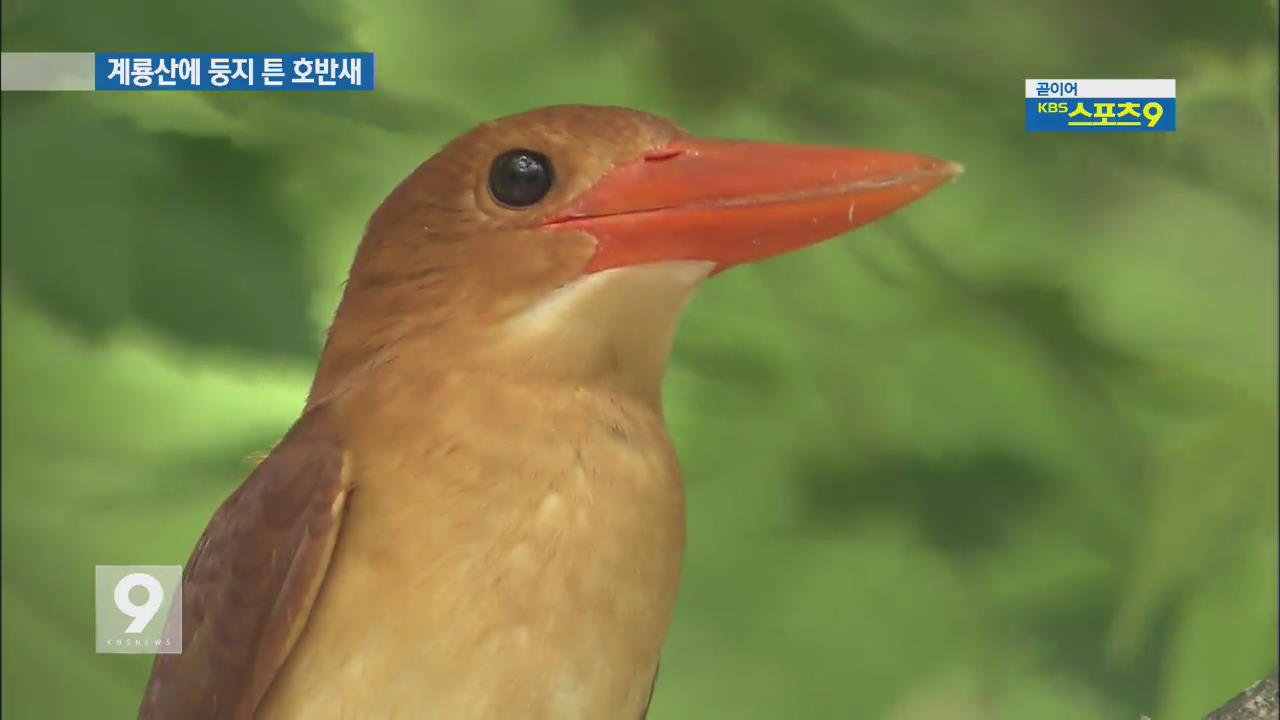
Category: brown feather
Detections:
[{"x1": 139, "y1": 405, "x2": 352, "y2": 720}]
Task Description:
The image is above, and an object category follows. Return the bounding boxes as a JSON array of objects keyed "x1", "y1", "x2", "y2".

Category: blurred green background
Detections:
[{"x1": 2, "y1": 0, "x2": 1277, "y2": 717}]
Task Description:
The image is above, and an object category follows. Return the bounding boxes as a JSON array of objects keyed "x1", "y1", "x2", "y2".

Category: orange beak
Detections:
[{"x1": 542, "y1": 138, "x2": 962, "y2": 274}]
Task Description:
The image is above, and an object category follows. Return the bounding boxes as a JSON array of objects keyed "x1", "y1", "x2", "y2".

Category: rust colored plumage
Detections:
[
  {"x1": 141, "y1": 105, "x2": 959, "y2": 719},
  {"x1": 141, "y1": 406, "x2": 351, "y2": 719}
]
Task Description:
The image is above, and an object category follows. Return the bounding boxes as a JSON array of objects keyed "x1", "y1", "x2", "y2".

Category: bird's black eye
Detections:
[{"x1": 488, "y1": 149, "x2": 554, "y2": 208}]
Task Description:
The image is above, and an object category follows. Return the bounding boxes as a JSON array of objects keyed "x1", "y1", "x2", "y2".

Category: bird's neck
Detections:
[
  {"x1": 311, "y1": 261, "x2": 712, "y2": 412},
  {"x1": 483, "y1": 260, "x2": 713, "y2": 406}
]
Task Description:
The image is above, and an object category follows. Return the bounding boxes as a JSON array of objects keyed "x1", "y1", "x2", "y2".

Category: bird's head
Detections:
[{"x1": 315, "y1": 105, "x2": 960, "y2": 404}]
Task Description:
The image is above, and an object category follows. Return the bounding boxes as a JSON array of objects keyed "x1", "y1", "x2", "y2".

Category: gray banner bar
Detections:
[{"x1": 1, "y1": 53, "x2": 96, "y2": 91}]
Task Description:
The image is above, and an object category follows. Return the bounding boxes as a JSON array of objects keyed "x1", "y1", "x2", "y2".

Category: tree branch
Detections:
[{"x1": 1204, "y1": 675, "x2": 1278, "y2": 720}]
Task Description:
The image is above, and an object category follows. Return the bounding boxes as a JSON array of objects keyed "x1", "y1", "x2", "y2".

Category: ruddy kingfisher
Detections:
[{"x1": 140, "y1": 104, "x2": 960, "y2": 720}]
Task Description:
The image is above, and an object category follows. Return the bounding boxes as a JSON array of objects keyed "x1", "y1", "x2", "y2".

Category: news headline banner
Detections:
[
  {"x1": 1025, "y1": 78, "x2": 1176, "y2": 133},
  {"x1": 0, "y1": 53, "x2": 375, "y2": 91}
]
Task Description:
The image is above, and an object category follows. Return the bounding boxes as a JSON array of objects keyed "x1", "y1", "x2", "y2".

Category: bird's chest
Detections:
[{"x1": 260, "y1": 384, "x2": 685, "y2": 720}]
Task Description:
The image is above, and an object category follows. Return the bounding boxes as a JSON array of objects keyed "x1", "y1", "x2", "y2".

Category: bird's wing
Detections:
[{"x1": 139, "y1": 405, "x2": 353, "y2": 720}]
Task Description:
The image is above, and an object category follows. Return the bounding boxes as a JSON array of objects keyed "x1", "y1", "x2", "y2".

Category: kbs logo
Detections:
[
  {"x1": 94, "y1": 565, "x2": 183, "y2": 654},
  {"x1": 1025, "y1": 79, "x2": 1176, "y2": 133}
]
